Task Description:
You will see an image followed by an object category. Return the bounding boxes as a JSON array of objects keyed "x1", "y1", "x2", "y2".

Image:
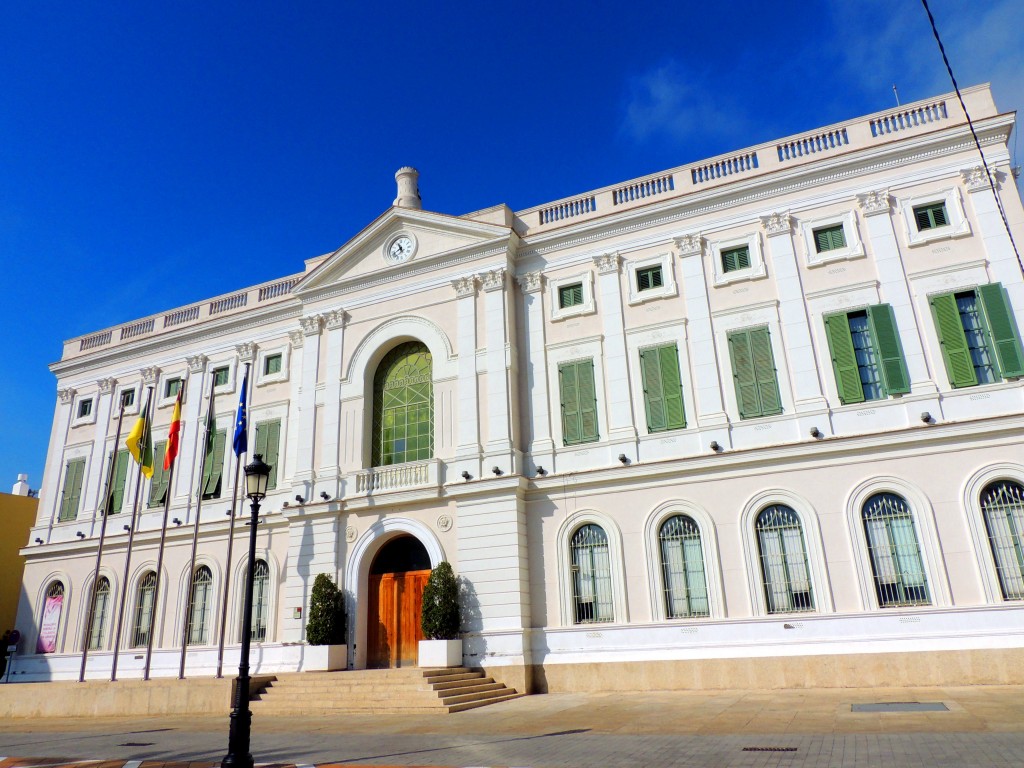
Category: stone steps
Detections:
[{"x1": 249, "y1": 666, "x2": 522, "y2": 715}]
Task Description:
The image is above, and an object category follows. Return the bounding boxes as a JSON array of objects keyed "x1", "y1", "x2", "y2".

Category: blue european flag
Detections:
[{"x1": 232, "y1": 368, "x2": 248, "y2": 456}]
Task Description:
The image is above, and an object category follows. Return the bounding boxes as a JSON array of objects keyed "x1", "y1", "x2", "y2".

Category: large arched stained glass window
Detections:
[
  {"x1": 132, "y1": 571, "x2": 157, "y2": 648},
  {"x1": 372, "y1": 342, "x2": 433, "y2": 467},
  {"x1": 981, "y1": 480, "x2": 1024, "y2": 600},
  {"x1": 570, "y1": 524, "x2": 614, "y2": 623},
  {"x1": 755, "y1": 505, "x2": 815, "y2": 613},
  {"x1": 862, "y1": 493, "x2": 930, "y2": 607},
  {"x1": 658, "y1": 515, "x2": 709, "y2": 618},
  {"x1": 86, "y1": 577, "x2": 111, "y2": 650}
]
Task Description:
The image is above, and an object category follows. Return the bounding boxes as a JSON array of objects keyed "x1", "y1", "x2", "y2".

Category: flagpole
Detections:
[
  {"x1": 111, "y1": 387, "x2": 152, "y2": 682},
  {"x1": 79, "y1": 403, "x2": 127, "y2": 682},
  {"x1": 178, "y1": 373, "x2": 216, "y2": 679},
  {"x1": 217, "y1": 362, "x2": 251, "y2": 679}
]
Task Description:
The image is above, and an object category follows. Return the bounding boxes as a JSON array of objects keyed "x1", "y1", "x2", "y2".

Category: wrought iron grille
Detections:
[
  {"x1": 862, "y1": 493, "x2": 930, "y2": 607},
  {"x1": 186, "y1": 566, "x2": 214, "y2": 645},
  {"x1": 249, "y1": 559, "x2": 270, "y2": 642},
  {"x1": 658, "y1": 515, "x2": 710, "y2": 618},
  {"x1": 46, "y1": 581, "x2": 64, "y2": 599},
  {"x1": 131, "y1": 571, "x2": 157, "y2": 648},
  {"x1": 981, "y1": 480, "x2": 1024, "y2": 600},
  {"x1": 86, "y1": 577, "x2": 111, "y2": 650},
  {"x1": 755, "y1": 505, "x2": 815, "y2": 613},
  {"x1": 570, "y1": 524, "x2": 614, "y2": 623}
]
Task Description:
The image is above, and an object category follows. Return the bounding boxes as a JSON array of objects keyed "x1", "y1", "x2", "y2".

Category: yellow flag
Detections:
[{"x1": 125, "y1": 410, "x2": 154, "y2": 478}]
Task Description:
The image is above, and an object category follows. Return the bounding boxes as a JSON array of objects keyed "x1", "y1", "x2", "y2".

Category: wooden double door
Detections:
[{"x1": 367, "y1": 569, "x2": 430, "y2": 668}]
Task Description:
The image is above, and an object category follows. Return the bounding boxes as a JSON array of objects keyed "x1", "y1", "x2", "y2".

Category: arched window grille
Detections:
[
  {"x1": 570, "y1": 524, "x2": 614, "y2": 623},
  {"x1": 658, "y1": 515, "x2": 709, "y2": 618},
  {"x1": 186, "y1": 566, "x2": 214, "y2": 646},
  {"x1": 86, "y1": 577, "x2": 111, "y2": 650},
  {"x1": 862, "y1": 492, "x2": 930, "y2": 607},
  {"x1": 38, "y1": 580, "x2": 65, "y2": 654},
  {"x1": 371, "y1": 342, "x2": 434, "y2": 467},
  {"x1": 131, "y1": 571, "x2": 157, "y2": 648},
  {"x1": 980, "y1": 480, "x2": 1024, "y2": 600},
  {"x1": 755, "y1": 505, "x2": 815, "y2": 613},
  {"x1": 248, "y1": 559, "x2": 270, "y2": 642}
]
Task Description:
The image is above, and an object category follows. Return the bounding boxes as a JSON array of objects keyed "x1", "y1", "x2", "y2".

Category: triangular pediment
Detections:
[{"x1": 294, "y1": 207, "x2": 513, "y2": 295}]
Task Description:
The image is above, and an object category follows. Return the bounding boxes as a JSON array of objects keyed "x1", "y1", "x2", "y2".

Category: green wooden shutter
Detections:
[
  {"x1": 867, "y1": 303, "x2": 911, "y2": 394},
  {"x1": 202, "y1": 430, "x2": 226, "y2": 499},
  {"x1": 978, "y1": 283, "x2": 1024, "y2": 378},
  {"x1": 559, "y1": 362, "x2": 581, "y2": 445},
  {"x1": 640, "y1": 348, "x2": 667, "y2": 431},
  {"x1": 824, "y1": 312, "x2": 864, "y2": 405},
  {"x1": 930, "y1": 292, "x2": 977, "y2": 387},
  {"x1": 149, "y1": 443, "x2": 167, "y2": 507},
  {"x1": 750, "y1": 327, "x2": 783, "y2": 416},
  {"x1": 256, "y1": 420, "x2": 281, "y2": 490},
  {"x1": 728, "y1": 330, "x2": 762, "y2": 418},
  {"x1": 659, "y1": 344, "x2": 686, "y2": 429},
  {"x1": 578, "y1": 360, "x2": 599, "y2": 443},
  {"x1": 60, "y1": 458, "x2": 86, "y2": 522},
  {"x1": 107, "y1": 450, "x2": 130, "y2": 515}
]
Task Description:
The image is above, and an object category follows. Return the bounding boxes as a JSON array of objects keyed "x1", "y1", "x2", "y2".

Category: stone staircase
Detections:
[{"x1": 249, "y1": 667, "x2": 522, "y2": 714}]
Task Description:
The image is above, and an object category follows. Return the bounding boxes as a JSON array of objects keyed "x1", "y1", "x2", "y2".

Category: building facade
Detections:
[{"x1": 13, "y1": 84, "x2": 1024, "y2": 692}]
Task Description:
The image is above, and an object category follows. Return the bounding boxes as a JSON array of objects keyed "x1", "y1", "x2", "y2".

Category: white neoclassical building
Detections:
[{"x1": 13, "y1": 83, "x2": 1024, "y2": 693}]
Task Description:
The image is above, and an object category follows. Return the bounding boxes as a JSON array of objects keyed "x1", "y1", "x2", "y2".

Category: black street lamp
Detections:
[{"x1": 221, "y1": 453, "x2": 271, "y2": 768}]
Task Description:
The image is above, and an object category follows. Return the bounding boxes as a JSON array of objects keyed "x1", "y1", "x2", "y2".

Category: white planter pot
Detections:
[
  {"x1": 299, "y1": 644, "x2": 347, "y2": 672},
  {"x1": 418, "y1": 639, "x2": 463, "y2": 668}
]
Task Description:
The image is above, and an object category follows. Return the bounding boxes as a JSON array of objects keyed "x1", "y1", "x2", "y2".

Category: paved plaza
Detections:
[{"x1": 2, "y1": 686, "x2": 1024, "y2": 766}]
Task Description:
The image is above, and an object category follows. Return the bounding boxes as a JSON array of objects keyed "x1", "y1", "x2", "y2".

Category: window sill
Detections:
[
  {"x1": 806, "y1": 244, "x2": 866, "y2": 268},
  {"x1": 905, "y1": 222, "x2": 971, "y2": 248}
]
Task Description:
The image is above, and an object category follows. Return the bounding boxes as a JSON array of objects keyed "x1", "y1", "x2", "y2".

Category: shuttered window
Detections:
[
  {"x1": 58, "y1": 458, "x2": 86, "y2": 522},
  {"x1": 254, "y1": 420, "x2": 281, "y2": 490},
  {"x1": 212, "y1": 366, "x2": 229, "y2": 387},
  {"x1": 201, "y1": 429, "x2": 227, "y2": 500},
  {"x1": 148, "y1": 442, "x2": 169, "y2": 508},
  {"x1": 727, "y1": 326, "x2": 783, "y2": 419},
  {"x1": 558, "y1": 359, "x2": 599, "y2": 445},
  {"x1": 913, "y1": 202, "x2": 948, "y2": 231},
  {"x1": 823, "y1": 304, "x2": 910, "y2": 404},
  {"x1": 263, "y1": 354, "x2": 282, "y2": 376},
  {"x1": 558, "y1": 283, "x2": 584, "y2": 308},
  {"x1": 721, "y1": 246, "x2": 751, "y2": 273},
  {"x1": 105, "y1": 449, "x2": 131, "y2": 515},
  {"x1": 930, "y1": 283, "x2": 1024, "y2": 387},
  {"x1": 164, "y1": 378, "x2": 182, "y2": 398},
  {"x1": 639, "y1": 344, "x2": 686, "y2": 433},
  {"x1": 636, "y1": 266, "x2": 663, "y2": 292},
  {"x1": 813, "y1": 224, "x2": 847, "y2": 253}
]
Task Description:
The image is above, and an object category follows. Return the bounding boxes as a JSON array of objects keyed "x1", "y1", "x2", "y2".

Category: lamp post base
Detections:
[{"x1": 221, "y1": 693, "x2": 253, "y2": 768}]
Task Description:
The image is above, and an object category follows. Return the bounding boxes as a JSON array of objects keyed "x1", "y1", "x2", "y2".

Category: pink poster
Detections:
[{"x1": 36, "y1": 595, "x2": 62, "y2": 653}]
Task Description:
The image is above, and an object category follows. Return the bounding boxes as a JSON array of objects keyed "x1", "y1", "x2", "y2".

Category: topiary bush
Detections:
[
  {"x1": 421, "y1": 561, "x2": 461, "y2": 640},
  {"x1": 306, "y1": 573, "x2": 346, "y2": 645}
]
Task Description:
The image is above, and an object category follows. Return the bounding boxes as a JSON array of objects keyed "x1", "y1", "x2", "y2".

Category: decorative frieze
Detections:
[
  {"x1": 857, "y1": 189, "x2": 891, "y2": 216},
  {"x1": 593, "y1": 252, "x2": 621, "y2": 274},
  {"x1": 674, "y1": 233, "x2": 703, "y2": 257},
  {"x1": 58, "y1": 387, "x2": 77, "y2": 405},
  {"x1": 761, "y1": 211, "x2": 792, "y2": 235},
  {"x1": 960, "y1": 165, "x2": 994, "y2": 193},
  {"x1": 140, "y1": 366, "x2": 161, "y2": 385},
  {"x1": 452, "y1": 276, "x2": 476, "y2": 297},
  {"x1": 480, "y1": 268, "x2": 506, "y2": 292},
  {"x1": 236, "y1": 342, "x2": 257, "y2": 362},
  {"x1": 517, "y1": 270, "x2": 543, "y2": 294},
  {"x1": 97, "y1": 377, "x2": 117, "y2": 394},
  {"x1": 186, "y1": 354, "x2": 208, "y2": 374}
]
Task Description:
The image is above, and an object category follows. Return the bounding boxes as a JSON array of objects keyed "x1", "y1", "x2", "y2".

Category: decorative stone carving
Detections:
[
  {"x1": 187, "y1": 354, "x2": 208, "y2": 374},
  {"x1": 236, "y1": 342, "x2": 257, "y2": 362},
  {"x1": 960, "y1": 165, "x2": 994, "y2": 193},
  {"x1": 97, "y1": 377, "x2": 117, "y2": 394},
  {"x1": 288, "y1": 330, "x2": 304, "y2": 349},
  {"x1": 857, "y1": 189, "x2": 891, "y2": 216},
  {"x1": 436, "y1": 514, "x2": 453, "y2": 532},
  {"x1": 674, "y1": 234, "x2": 703, "y2": 256},
  {"x1": 516, "y1": 270, "x2": 543, "y2": 293},
  {"x1": 140, "y1": 366, "x2": 161, "y2": 385},
  {"x1": 593, "y1": 252, "x2": 621, "y2": 274},
  {"x1": 324, "y1": 309, "x2": 347, "y2": 329},
  {"x1": 300, "y1": 314, "x2": 323, "y2": 336},
  {"x1": 761, "y1": 211, "x2": 792, "y2": 235},
  {"x1": 480, "y1": 268, "x2": 506, "y2": 292},
  {"x1": 345, "y1": 525, "x2": 357, "y2": 543},
  {"x1": 452, "y1": 276, "x2": 476, "y2": 297},
  {"x1": 58, "y1": 387, "x2": 77, "y2": 405}
]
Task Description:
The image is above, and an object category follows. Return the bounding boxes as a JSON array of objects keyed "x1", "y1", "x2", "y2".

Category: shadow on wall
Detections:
[
  {"x1": 6, "y1": 582, "x2": 39, "y2": 680},
  {"x1": 459, "y1": 575, "x2": 487, "y2": 667}
]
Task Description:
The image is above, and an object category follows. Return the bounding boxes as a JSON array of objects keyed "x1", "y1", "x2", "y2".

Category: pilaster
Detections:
[
  {"x1": 592, "y1": 253, "x2": 637, "y2": 457},
  {"x1": 481, "y1": 268, "x2": 515, "y2": 474},
  {"x1": 82, "y1": 377, "x2": 117, "y2": 522},
  {"x1": 517, "y1": 271, "x2": 554, "y2": 474},
  {"x1": 316, "y1": 309, "x2": 347, "y2": 498},
  {"x1": 176, "y1": 354, "x2": 208, "y2": 508},
  {"x1": 292, "y1": 315, "x2": 323, "y2": 499},
  {"x1": 280, "y1": 506, "x2": 341, "y2": 643},
  {"x1": 961, "y1": 168, "x2": 1024, "y2": 321},
  {"x1": 451, "y1": 277, "x2": 482, "y2": 478},
  {"x1": 41, "y1": 387, "x2": 76, "y2": 534}
]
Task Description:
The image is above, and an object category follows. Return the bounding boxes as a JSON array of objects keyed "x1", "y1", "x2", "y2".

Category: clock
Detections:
[{"x1": 384, "y1": 233, "x2": 416, "y2": 264}]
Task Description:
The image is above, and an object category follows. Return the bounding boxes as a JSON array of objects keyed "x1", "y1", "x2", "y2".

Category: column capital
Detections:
[
  {"x1": 140, "y1": 366, "x2": 161, "y2": 385},
  {"x1": 517, "y1": 270, "x2": 543, "y2": 294},
  {"x1": 452, "y1": 275, "x2": 477, "y2": 297},
  {"x1": 673, "y1": 233, "x2": 703, "y2": 257},
  {"x1": 288, "y1": 329, "x2": 304, "y2": 349},
  {"x1": 960, "y1": 165, "x2": 995, "y2": 193},
  {"x1": 58, "y1": 387, "x2": 77, "y2": 405},
  {"x1": 96, "y1": 377, "x2": 117, "y2": 394},
  {"x1": 235, "y1": 342, "x2": 257, "y2": 362},
  {"x1": 300, "y1": 314, "x2": 324, "y2": 336},
  {"x1": 592, "y1": 252, "x2": 621, "y2": 274},
  {"x1": 186, "y1": 353, "x2": 208, "y2": 374},
  {"x1": 760, "y1": 211, "x2": 792, "y2": 236},
  {"x1": 857, "y1": 189, "x2": 891, "y2": 216},
  {"x1": 324, "y1": 308, "x2": 347, "y2": 329},
  {"x1": 480, "y1": 268, "x2": 506, "y2": 292}
]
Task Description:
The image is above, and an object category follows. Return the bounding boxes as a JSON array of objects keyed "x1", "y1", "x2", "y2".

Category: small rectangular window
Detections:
[
  {"x1": 636, "y1": 266, "x2": 664, "y2": 292},
  {"x1": 721, "y1": 246, "x2": 751, "y2": 273},
  {"x1": 120, "y1": 389, "x2": 135, "y2": 408},
  {"x1": 558, "y1": 283, "x2": 584, "y2": 309},
  {"x1": 165, "y1": 378, "x2": 182, "y2": 399},
  {"x1": 212, "y1": 366, "x2": 229, "y2": 387},
  {"x1": 76, "y1": 399, "x2": 93, "y2": 418},
  {"x1": 913, "y1": 202, "x2": 949, "y2": 231},
  {"x1": 813, "y1": 224, "x2": 847, "y2": 253},
  {"x1": 264, "y1": 354, "x2": 283, "y2": 376}
]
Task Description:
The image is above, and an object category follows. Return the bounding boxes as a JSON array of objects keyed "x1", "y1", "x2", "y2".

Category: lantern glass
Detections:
[{"x1": 244, "y1": 454, "x2": 271, "y2": 501}]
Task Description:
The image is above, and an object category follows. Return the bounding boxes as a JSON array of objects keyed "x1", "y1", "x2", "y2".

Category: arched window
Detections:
[
  {"x1": 371, "y1": 342, "x2": 433, "y2": 466},
  {"x1": 658, "y1": 515, "x2": 709, "y2": 618},
  {"x1": 249, "y1": 559, "x2": 270, "y2": 642},
  {"x1": 755, "y1": 505, "x2": 815, "y2": 613},
  {"x1": 570, "y1": 524, "x2": 614, "y2": 623},
  {"x1": 186, "y1": 566, "x2": 214, "y2": 646},
  {"x1": 86, "y1": 577, "x2": 111, "y2": 650},
  {"x1": 980, "y1": 480, "x2": 1024, "y2": 600},
  {"x1": 862, "y1": 492, "x2": 930, "y2": 607},
  {"x1": 131, "y1": 571, "x2": 157, "y2": 648},
  {"x1": 37, "y1": 580, "x2": 65, "y2": 653}
]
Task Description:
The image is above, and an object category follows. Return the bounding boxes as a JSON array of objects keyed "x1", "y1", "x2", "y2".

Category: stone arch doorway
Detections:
[{"x1": 367, "y1": 535, "x2": 431, "y2": 668}]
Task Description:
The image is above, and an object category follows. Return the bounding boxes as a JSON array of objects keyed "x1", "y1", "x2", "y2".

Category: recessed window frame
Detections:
[
  {"x1": 256, "y1": 346, "x2": 290, "y2": 386},
  {"x1": 899, "y1": 187, "x2": 971, "y2": 247},
  {"x1": 626, "y1": 252, "x2": 677, "y2": 305},
  {"x1": 72, "y1": 396, "x2": 95, "y2": 426},
  {"x1": 549, "y1": 271, "x2": 596, "y2": 321},
  {"x1": 709, "y1": 232, "x2": 767, "y2": 287},
  {"x1": 157, "y1": 373, "x2": 186, "y2": 408},
  {"x1": 115, "y1": 384, "x2": 140, "y2": 416},
  {"x1": 799, "y1": 210, "x2": 865, "y2": 267}
]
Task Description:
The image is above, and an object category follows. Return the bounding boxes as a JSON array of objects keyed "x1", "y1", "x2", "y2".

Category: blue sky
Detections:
[{"x1": 1, "y1": 0, "x2": 1021, "y2": 492}]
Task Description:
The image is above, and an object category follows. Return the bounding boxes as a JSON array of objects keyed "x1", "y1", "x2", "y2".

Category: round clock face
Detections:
[{"x1": 386, "y1": 235, "x2": 415, "y2": 263}]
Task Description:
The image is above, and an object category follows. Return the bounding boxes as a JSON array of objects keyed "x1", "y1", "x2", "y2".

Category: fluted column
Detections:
[
  {"x1": 517, "y1": 271, "x2": 554, "y2": 474},
  {"x1": 317, "y1": 309, "x2": 347, "y2": 498}
]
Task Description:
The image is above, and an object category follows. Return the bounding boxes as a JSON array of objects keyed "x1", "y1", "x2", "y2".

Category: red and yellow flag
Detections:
[{"x1": 164, "y1": 389, "x2": 183, "y2": 471}]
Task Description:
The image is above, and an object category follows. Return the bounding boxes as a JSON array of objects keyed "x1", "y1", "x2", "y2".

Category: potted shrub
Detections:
[
  {"x1": 303, "y1": 573, "x2": 347, "y2": 671},
  {"x1": 418, "y1": 561, "x2": 462, "y2": 667}
]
